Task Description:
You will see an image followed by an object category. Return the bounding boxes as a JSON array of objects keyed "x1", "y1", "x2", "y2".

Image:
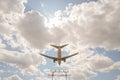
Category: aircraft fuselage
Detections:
[{"x1": 58, "y1": 48, "x2": 61, "y2": 65}]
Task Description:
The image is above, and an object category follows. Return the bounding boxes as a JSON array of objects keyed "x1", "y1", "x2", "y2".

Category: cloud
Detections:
[
  {"x1": 0, "y1": 38, "x2": 6, "y2": 48},
  {"x1": 49, "y1": 0, "x2": 120, "y2": 49},
  {"x1": 0, "y1": 70, "x2": 4, "y2": 74},
  {"x1": 66, "y1": 53, "x2": 120, "y2": 80},
  {"x1": 0, "y1": 2, "x2": 46, "y2": 75},
  {"x1": 0, "y1": 14, "x2": 13, "y2": 34},
  {"x1": 0, "y1": 38, "x2": 45, "y2": 76},
  {"x1": 0, "y1": 47, "x2": 44, "y2": 75},
  {"x1": 0, "y1": 0, "x2": 26, "y2": 34},
  {"x1": 0, "y1": 0, "x2": 120, "y2": 50},
  {"x1": 115, "y1": 75, "x2": 120, "y2": 80},
  {"x1": 0, "y1": 50, "x2": 42, "y2": 68},
  {"x1": 3, "y1": 74, "x2": 22, "y2": 80},
  {"x1": 1, "y1": 0, "x2": 120, "y2": 50},
  {"x1": 47, "y1": 0, "x2": 120, "y2": 80},
  {"x1": 36, "y1": 77, "x2": 50, "y2": 80},
  {"x1": 21, "y1": 65, "x2": 42, "y2": 75},
  {"x1": 89, "y1": 54, "x2": 114, "y2": 72},
  {"x1": 17, "y1": 11, "x2": 53, "y2": 48},
  {"x1": 104, "y1": 62, "x2": 120, "y2": 72},
  {"x1": 88, "y1": 54, "x2": 120, "y2": 72},
  {"x1": 0, "y1": 0, "x2": 26, "y2": 14},
  {"x1": 0, "y1": 0, "x2": 120, "y2": 79},
  {"x1": 70, "y1": 69, "x2": 97, "y2": 80}
]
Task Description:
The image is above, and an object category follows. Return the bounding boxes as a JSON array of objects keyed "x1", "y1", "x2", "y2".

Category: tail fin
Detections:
[{"x1": 50, "y1": 44, "x2": 68, "y2": 49}]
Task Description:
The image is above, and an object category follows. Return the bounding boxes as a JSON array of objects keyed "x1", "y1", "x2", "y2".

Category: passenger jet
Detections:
[{"x1": 40, "y1": 44, "x2": 78, "y2": 65}]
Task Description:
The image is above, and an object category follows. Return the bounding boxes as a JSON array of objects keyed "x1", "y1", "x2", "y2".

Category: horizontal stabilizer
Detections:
[
  {"x1": 60, "y1": 44, "x2": 68, "y2": 48},
  {"x1": 50, "y1": 44, "x2": 68, "y2": 49}
]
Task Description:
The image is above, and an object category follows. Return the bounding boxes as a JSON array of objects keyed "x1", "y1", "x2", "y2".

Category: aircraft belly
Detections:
[
  {"x1": 58, "y1": 49, "x2": 61, "y2": 65},
  {"x1": 58, "y1": 60, "x2": 61, "y2": 65}
]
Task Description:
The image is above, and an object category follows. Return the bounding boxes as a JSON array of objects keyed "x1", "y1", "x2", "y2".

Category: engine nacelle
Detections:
[
  {"x1": 53, "y1": 59, "x2": 56, "y2": 63},
  {"x1": 63, "y1": 59, "x2": 66, "y2": 62}
]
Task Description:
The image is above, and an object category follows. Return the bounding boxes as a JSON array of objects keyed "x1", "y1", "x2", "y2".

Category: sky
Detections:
[{"x1": 0, "y1": 0, "x2": 120, "y2": 80}]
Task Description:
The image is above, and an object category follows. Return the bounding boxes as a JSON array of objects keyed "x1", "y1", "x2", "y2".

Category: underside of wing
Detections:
[
  {"x1": 61, "y1": 53, "x2": 78, "y2": 60},
  {"x1": 40, "y1": 53, "x2": 57, "y2": 60}
]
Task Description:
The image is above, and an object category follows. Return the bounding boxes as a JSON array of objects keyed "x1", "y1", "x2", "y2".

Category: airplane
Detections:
[{"x1": 40, "y1": 44, "x2": 78, "y2": 65}]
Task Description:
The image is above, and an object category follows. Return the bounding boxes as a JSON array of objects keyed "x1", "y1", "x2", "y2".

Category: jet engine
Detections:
[
  {"x1": 63, "y1": 59, "x2": 66, "y2": 62},
  {"x1": 53, "y1": 59, "x2": 57, "y2": 62}
]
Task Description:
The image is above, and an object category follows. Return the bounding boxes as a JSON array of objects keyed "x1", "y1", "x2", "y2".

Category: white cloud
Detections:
[
  {"x1": 0, "y1": 17, "x2": 12, "y2": 34},
  {"x1": 66, "y1": 53, "x2": 120, "y2": 80},
  {"x1": 0, "y1": 0, "x2": 26, "y2": 34},
  {"x1": 0, "y1": 25, "x2": 10, "y2": 34},
  {"x1": 17, "y1": 11, "x2": 53, "y2": 48},
  {"x1": 0, "y1": 38, "x2": 6, "y2": 48},
  {"x1": 21, "y1": 65, "x2": 42, "y2": 75},
  {"x1": 70, "y1": 69, "x2": 97, "y2": 80},
  {"x1": 0, "y1": 48, "x2": 44, "y2": 75},
  {"x1": 0, "y1": 0, "x2": 120, "y2": 80},
  {"x1": 0, "y1": 0, "x2": 26, "y2": 14},
  {"x1": 50, "y1": 0, "x2": 120, "y2": 49},
  {"x1": 104, "y1": 62, "x2": 120, "y2": 72},
  {"x1": 1, "y1": 0, "x2": 120, "y2": 50},
  {"x1": 11, "y1": 0, "x2": 120, "y2": 77},
  {"x1": 115, "y1": 75, "x2": 120, "y2": 80},
  {"x1": 36, "y1": 77, "x2": 50, "y2": 80},
  {"x1": 3, "y1": 74, "x2": 22, "y2": 80},
  {"x1": 0, "y1": 0, "x2": 44, "y2": 75},
  {"x1": 0, "y1": 51, "x2": 42, "y2": 68},
  {"x1": 0, "y1": 0, "x2": 119, "y2": 50},
  {"x1": 89, "y1": 54, "x2": 114, "y2": 72},
  {"x1": 0, "y1": 37, "x2": 46, "y2": 76},
  {"x1": 0, "y1": 70, "x2": 4, "y2": 74}
]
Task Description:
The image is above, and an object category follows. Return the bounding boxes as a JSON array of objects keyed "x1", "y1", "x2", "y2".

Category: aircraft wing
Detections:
[
  {"x1": 40, "y1": 53, "x2": 57, "y2": 60},
  {"x1": 61, "y1": 53, "x2": 78, "y2": 59}
]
